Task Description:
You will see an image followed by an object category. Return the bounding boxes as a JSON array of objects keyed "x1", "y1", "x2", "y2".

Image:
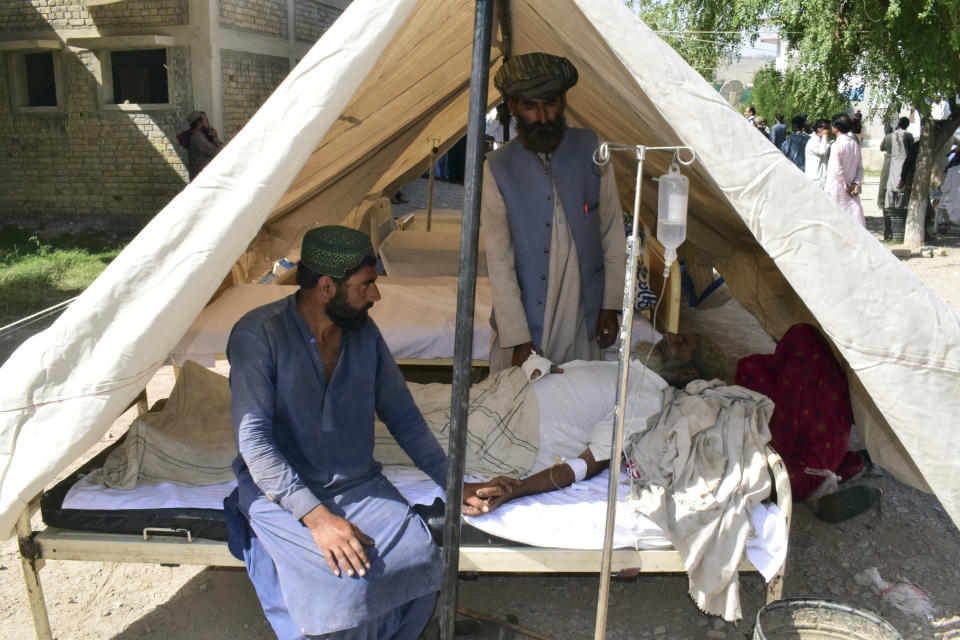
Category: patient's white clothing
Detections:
[{"x1": 530, "y1": 360, "x2": 667, "y2": 474}]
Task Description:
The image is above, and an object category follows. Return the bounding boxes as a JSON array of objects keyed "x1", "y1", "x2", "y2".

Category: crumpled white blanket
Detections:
[{"x1": 623, "y1": 380, "x2": 774, "y2": 621}]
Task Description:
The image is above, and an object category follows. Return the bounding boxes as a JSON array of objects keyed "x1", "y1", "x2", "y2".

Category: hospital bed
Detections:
[
  {"x1": 17, "y1": 397, "x2": 790, "y2": 640},
  {"x1": 169, "y1": 277, "x2": 493, "y2": 369}
]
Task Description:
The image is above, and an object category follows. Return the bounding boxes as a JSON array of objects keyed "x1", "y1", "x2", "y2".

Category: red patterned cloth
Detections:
[{"x1": 735, "y1": 323, "x2": 863, "y2": 501}]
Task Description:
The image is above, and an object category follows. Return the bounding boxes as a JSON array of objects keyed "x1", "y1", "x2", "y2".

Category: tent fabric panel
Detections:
[
  {"x1": 572, "y1": 0, "x2": 960, "y2": 519},
  {"x1": 273, "y1": 1, "x2": 478, "y2": 216},
  {"x1": 0, "y1": 0, "x2": 420, "y2": 540}
]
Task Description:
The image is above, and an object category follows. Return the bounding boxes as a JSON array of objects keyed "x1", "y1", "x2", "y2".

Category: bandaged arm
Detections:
[{"x1": 509, "y1": 448, "x2": 608, "y2": 498}]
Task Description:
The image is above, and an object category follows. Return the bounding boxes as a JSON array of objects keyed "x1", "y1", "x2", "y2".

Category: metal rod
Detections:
[
  {"x1": 594, "y1": 146, "x2": 645, "y2": 640},
  {"x1": 427, "y1": 138, "x2": 439, "y2": 232},
  {"x1": 591, "y1": 143, "x2": 694, "y2": 638},
  {"x1": 0, "y1": 296, "x2": 75, "y2": 336},
  {"x1": 439, "y1": 2, "x2": 494, "y2": 639},
  {"x1": 495, "y1": 0, "x2": 512, "y2": 60}
]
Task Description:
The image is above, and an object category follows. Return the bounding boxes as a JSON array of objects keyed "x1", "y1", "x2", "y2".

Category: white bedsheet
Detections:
[
  {"x1": 169, "y1": 277, "x2": 493, "y2": 366},
  {"x1": 62, "y1": 467, "x2": 786, "y2": 579}
]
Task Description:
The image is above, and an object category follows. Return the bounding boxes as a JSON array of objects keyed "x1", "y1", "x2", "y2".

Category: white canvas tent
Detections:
[{"x1": 1, "y1": 0, "x2": 959, "y2": 541}]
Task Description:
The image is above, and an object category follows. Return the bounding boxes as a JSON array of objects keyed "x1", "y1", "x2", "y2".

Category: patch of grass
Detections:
[{"x1": 0, "y1": 225, "x2": 126, "y2": 326}]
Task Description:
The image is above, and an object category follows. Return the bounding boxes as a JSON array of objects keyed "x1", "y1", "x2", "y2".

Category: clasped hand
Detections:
[
  {"x1": 305, "y1": 476, "x2": 520, "y2": 577},
  {"x1": 462, "y1": 476, "x2": 521, "y2": 516}
]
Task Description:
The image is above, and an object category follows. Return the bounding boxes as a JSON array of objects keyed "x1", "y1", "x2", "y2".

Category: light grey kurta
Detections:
[{"x1": 482, "y1": 143, "x2": 626, "y2": 372}]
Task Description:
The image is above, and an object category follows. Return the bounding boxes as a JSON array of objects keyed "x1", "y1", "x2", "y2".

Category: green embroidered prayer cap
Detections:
[
  {"x1": 494, "y1": 52, "x2": 578, "y2": 100},
  {"x1": 300, "y1": 225, "x2": 375, "y2": 278},
  {"x1": 186, "y1": 110, "x2": 204, "y2": 126}
]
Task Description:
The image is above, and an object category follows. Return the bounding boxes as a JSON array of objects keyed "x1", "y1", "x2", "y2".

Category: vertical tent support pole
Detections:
[
  {"x1": 439, "y1": 1, "x2": 494, "y2": 639},
  {"x1": 427, "y1": 137, "x2": 440, "y2": 232},
  {"x1": 17, "y1": 506, "x2": 53, "y2": 640}
]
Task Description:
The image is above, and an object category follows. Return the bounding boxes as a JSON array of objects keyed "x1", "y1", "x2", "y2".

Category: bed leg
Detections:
[
  {"x1": 15, "y1": 508, "x2": 54, "y2": 640},
  {"x1": 765, "y1": 568, "x2": 785, "y2": 603}
]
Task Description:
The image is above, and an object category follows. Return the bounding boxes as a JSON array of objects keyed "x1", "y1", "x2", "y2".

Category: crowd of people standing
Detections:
[{"x1": 744, "y1": 106, "x2": 867, "y2": 227}]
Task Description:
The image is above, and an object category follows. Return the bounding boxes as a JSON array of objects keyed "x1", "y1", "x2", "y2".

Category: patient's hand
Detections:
[
  {"x1": 462, "y1": 476, "x2": 520, "y2": 516},
  {"x1": 511, "y1": 343, "x2": 535, "y2": 368}
]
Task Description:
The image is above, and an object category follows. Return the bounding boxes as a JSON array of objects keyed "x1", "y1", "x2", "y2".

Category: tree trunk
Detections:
[{"x1": 904, "y1": 111, "x2": 960, "y2": 249}]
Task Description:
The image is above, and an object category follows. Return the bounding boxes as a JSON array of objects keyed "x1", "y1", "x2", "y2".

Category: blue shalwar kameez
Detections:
[{"x1": 226, "y1": 294, "x2": 448, "y2": 639}]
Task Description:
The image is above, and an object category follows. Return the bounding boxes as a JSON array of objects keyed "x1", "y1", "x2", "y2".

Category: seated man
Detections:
[{"x1": 226, "y1": 226, "x2": 514, "y2": 640}]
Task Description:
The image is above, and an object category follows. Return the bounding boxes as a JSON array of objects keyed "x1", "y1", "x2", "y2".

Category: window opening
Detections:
[
  {"x1": 110, "y1": 49, "x2": 168, "y2": 104},
  {"x1": 24, "y1": 52, "x2": 57, "y2": 107}
]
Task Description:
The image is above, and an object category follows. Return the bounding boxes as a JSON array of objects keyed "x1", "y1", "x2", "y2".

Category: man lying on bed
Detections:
[
  {"x1": 378, "y1": 332, "x2": 728, "y2": 502},
  {"x1": 225, "y1": 226, "x2": 515, "y2": 640}
]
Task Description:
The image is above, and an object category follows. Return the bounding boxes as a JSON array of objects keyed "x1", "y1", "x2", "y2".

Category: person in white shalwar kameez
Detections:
[
  {"x1": 804, "y1": 119, "x2": 830, "y2": 189},
  {"x1": 824, "y1": 114, "x2": 866, "y2": 227}
]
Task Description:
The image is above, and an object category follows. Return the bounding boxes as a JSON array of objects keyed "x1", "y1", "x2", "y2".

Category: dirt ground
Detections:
[{"x1": 2, "y1": 178, "x2": 960, "y2": 640}]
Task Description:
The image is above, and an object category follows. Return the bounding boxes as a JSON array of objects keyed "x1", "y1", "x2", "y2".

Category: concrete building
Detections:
[{"x1": 0, "y1": 0, "x2": 349, "y2": 219}]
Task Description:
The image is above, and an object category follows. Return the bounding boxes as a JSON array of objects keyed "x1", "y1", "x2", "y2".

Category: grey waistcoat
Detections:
[{"x1": 487, "y1": 127, "x2": 604, "y2": 349}]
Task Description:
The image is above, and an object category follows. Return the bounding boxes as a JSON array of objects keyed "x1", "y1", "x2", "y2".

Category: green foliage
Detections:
[
  {"x1": 773, "y1": 0, "x2": 960, "y2": 119},
  {"x1": 624, "y1": 0, "x2": 960, "y2": 118},
  {"x1": 0, "y1": 225, "x2": 124, "y2": 325},
  {"x1": 625, "y1": 0, "x2": 769, "y2": 81},
  {"x1": 749, "y1": 64, "x2": 850, "y2": 124}
]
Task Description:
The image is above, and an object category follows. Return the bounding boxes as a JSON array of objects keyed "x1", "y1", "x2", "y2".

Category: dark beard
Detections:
[
  {"x1": 516, "y1": 112, "x2": 567, "y2": 154},
  {"x1": 326, "y1": 291, "x2": 372, "y2": 332}
]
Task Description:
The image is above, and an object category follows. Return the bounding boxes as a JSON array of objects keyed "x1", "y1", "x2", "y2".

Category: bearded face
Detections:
[
  {"x1": 510, "y1": 96, "x2": 568, "y2": 154},
  {"x1": 325, "y1": 285, "x2": 372, "y2": 332}
]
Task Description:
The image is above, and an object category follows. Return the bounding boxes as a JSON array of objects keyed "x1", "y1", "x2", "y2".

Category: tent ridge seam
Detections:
[
  {"x1": 833, "y1": 339, "x2": 960, "y2": 372},
  {"x1": 1, "y1": 366, "x2": 160, "y2": 415}
]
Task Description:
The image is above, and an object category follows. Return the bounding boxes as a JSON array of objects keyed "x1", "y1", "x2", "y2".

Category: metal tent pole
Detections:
[{"x1": 438, "y1": 2, "x2": 494, "y2": 639}]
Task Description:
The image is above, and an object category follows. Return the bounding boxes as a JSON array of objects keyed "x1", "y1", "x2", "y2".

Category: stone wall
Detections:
[
  {"x1": 0, "y1": 0, "x2": 188, "y2": 31},
  {"x1": 294, "y1": 0, "x2": 342, "y2": 43},
  {"x1": 219, "y1": 0, "x2": 286, "y2": 37},
  {"x1": 220, "y1": 49, "x2": 289, "y2": 139},
  {"x1": 0, "y1": 47, "x2": 191, "y2": 217}
]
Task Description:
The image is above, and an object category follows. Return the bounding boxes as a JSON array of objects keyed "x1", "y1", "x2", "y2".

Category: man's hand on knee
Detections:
[{"x1": 302, "y1": 504, "x2": 374, "y2": 578}]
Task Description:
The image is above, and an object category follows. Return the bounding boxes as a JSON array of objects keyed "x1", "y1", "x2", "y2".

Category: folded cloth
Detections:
[
  {"x1": 374, "y1": 367, "x2": 539, "y2": 478},
  {"x1": 624, "y1": 380, "x2": 773, "y2": 622},
  {"x1": 91, "y1": 361, "x2": 236, "y2": 489}
]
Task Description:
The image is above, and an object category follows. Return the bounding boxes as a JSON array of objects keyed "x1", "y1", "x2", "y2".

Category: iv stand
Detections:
[{"x1": 592, "y1": 143, "x2": 695, "y2": 640}]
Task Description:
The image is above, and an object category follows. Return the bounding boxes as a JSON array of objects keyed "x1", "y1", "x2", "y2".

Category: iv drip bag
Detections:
[{"x1": 656, "y1": 163, "x2": 688, "y2": 277}]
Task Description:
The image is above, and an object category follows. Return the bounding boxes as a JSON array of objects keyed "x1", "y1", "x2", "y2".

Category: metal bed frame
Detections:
[{"x1": 15, "y1": 445, "x2": 790, "y2": 640}]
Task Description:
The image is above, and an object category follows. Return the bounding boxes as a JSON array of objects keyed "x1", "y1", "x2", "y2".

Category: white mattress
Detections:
[
  {"x1": 62, "y1": 467, "x2": 786, "y2": 580},
  {"x1": 169, "y1": 277, "x2": 493, "y2": 366}
]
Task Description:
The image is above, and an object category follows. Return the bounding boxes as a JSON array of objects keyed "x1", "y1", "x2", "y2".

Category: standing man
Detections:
[
  {"x1": 226, "y1": 226, "x2": 515, "y2": 639},
  {"x1": 178, "y1": 110, "x2": 224, "y2": 181},
  {"x1": 824, "y1": 114, "x2": 866, "y2": 228},
  {"x1": 781, "y1": 115, "x2": 810, "y2": 171},
  {"x1": 885, "y1": 117, "x2": 916, "y2": 208},
  {"x1": 804, "y1": 119, "x2": 830, "y2": 189},
  {"x1": 744, "y1": 105, "x2": 756, "y2": 125},
  {"x1": 481, "y1": 53, "x2": 626, "y2": 372},
  {"x1": 769, "y1": 114, "x2": 787, "y2": 149}
]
